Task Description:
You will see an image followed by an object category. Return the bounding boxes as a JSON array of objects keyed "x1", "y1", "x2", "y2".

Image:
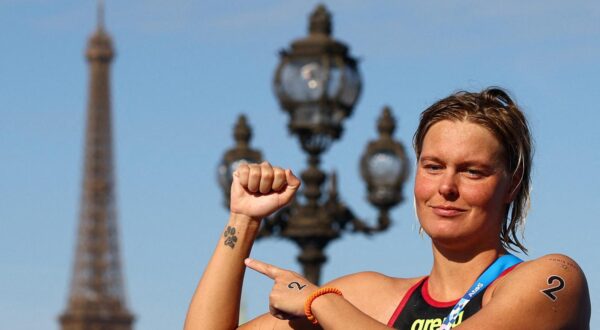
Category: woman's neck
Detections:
[{"x1": 427, "y1": 240, "x2": 506, "y2": 302}]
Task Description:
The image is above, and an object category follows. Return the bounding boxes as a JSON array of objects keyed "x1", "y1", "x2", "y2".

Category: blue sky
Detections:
[{"x1": 1, "y1": 1, "x2": 599, "y2": 329}]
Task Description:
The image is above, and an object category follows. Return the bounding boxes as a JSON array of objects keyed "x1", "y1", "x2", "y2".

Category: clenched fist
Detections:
[{"x1": 230, "y1": 161, "x2": 300, "y2": 220}]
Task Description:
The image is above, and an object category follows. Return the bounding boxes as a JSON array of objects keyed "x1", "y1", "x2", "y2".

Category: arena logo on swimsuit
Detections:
[{"x1": 410, "y1": 311, "x2": 464, "y2": 330}]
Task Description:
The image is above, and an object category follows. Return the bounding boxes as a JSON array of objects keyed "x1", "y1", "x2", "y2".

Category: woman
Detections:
[{"x1": 185, "y1": 88, "x2": 591, "y2": 329}]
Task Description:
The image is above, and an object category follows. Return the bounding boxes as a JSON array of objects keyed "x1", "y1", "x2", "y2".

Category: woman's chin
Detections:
[
  {"x1": 423, "y1": 224, "x2": 479, "y2": 247},
  {"x1": 422, "y1": 221, "x2": 468, "y2": 239},
  {"x1": 428, "y1": 231, "x2": 464, "y2": 243}
]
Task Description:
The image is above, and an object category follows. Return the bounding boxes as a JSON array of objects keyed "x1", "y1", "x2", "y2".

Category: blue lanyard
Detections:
[{"x1": 440, "y1": 254, "x2": 522, "y2": 329}]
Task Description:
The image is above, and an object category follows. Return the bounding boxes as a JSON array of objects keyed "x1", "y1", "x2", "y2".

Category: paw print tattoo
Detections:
[{"x1": 223, "y1": 226, "x2": 238, "y2": 249}]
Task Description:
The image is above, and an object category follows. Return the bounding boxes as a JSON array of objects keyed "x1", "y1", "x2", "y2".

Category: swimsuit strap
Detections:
[{"x1": 439, "y1": 254, "x2": 523, "y2": 330}]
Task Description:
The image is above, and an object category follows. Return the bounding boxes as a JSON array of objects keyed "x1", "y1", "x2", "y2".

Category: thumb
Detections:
[
  {"x1": 285, "y1": 169, "x2": 301, "y2": 188},
  {"x1": 280, "y1": 169, "x2": 300, "y2": 201}
]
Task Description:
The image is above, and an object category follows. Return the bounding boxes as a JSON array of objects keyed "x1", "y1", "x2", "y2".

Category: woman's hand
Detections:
[
  {"x1": 230, "y1": 162, "x2": 300, "y2": 221},
  {"x1": 245, "y1": 258, "x2": 318, "y2": 320}
]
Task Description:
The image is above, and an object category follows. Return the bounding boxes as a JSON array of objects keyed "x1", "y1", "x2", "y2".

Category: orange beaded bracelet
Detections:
[{"x1": 304, "y1": 287, "x2": 343, "y2": 325}]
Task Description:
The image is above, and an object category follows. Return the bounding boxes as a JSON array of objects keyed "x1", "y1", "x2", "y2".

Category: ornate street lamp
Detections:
[
  {"x1": 273, "y1": 4, "x2": 361, "y2": 154},
  {"x1": 218, "y1": 5, "x2": 408, "y2": 285},
  {"x1": 360, "y1": 107, "x2": 410, "y2": 229}
]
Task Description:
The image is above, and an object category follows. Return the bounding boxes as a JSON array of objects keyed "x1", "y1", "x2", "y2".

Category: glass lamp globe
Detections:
[{"x1": 273, "y1": 4, "x2": 362, "y2": 153}]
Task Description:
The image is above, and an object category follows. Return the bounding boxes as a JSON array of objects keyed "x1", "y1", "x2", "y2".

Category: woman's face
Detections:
[{"x1": 414, "y1": 120, "x2": 513, "y2": 249}]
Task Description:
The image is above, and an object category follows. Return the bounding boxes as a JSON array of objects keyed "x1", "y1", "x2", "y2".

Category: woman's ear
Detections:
[{"x1": 505, "y1": 167, "x2": 523, "y2": 203}]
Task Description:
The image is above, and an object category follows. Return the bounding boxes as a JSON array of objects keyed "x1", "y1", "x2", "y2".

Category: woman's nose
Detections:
[{"x1": 438, "y1": 173, "x2": 459, "y2": 201}]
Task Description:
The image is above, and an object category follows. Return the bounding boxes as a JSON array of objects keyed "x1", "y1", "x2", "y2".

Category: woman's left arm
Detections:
[
  {"x1": 458, "y1": 253, "x2": 591, "y2": 330},
  {"x1": 245, "y1": 258, "x2": 394, "y2": 330}
]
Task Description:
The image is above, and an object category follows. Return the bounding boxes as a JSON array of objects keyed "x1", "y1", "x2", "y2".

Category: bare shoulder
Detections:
[
  {"x1": 497, "y1": 253, "x2": 589, "y2": 297},
  {"x1": 472, "y1": 253, "x2": 591, "y2": 329},
  {"x1": 324, "y1": 272, "x2": 424, "y2": 323},
  {"x1": 525, "y1": 253, "x2": 586, "y2": 274},
  {"x1": 325, "y1": 271, "x2": 423, "y2": 298}
]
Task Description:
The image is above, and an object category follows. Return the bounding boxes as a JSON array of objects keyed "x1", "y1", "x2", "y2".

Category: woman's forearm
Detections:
[
  {"x1": 312, "y1": 294, "x2": 392, "y2": 330},
  {"x1": 184, "y1": 213, "x2": 261, "y2": 330},
  {"x1": 186, "y1": 162, "x2": 300, "y2": 329}
]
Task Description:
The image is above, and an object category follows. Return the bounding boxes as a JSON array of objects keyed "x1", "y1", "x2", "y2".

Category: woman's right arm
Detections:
[{"x1": 184, "y1": 162, "x2": 300, "y2": 330}]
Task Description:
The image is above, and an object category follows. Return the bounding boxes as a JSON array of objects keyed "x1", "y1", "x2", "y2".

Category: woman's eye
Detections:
[
  {"x1": 423, "y1": 164, "x2": 442, "y2": 172},
  {"x1": 465, "y1": 169, "x2": 484, "y2": 178}
]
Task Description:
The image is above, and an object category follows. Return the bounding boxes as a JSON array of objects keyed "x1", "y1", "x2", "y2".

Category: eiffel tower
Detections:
[{"x1": 59, "y1": 2, "x2": 134, "y2": 329}]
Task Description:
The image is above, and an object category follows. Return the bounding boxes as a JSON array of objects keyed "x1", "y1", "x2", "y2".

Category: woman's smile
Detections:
[{"x1": 429, "y1": 204, "x2": 468, "y2": 217}]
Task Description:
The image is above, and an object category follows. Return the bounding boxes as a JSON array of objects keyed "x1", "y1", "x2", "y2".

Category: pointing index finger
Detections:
[{"x1": 245, "y1": 258, "x2": 279, "y2": 279}]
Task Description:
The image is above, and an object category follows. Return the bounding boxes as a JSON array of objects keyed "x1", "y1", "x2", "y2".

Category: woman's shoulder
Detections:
[
  {"x1": 506, "y1": 253, "x2": 586, "y2": 283},
  {"x1": 325, "y1": 271, "x2": 424, "y2": 293},
  {"x1": 483, "y1": 253, "x2": 590, "y2": 329},
  {"x1": 327, "y1": 270, "x2": 422, "y2": 285},
  {"x1": 491, "y1": 253, "x2": 588, "y2": 295},
  {"x1": 323, "y1": 272, "x2": 425, "y2": 323},
  {"x1": 524, "y1": 253, "x2": 582, "y2": 267}
]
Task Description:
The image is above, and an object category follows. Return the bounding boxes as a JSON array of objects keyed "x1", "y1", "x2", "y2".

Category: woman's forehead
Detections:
[{"x1": 420, "y1": 120, "x2": 505, "y2": 163}]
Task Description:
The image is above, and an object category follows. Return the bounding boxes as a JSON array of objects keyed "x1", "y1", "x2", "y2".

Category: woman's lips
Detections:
[{"x1": 430, "y1": 205, "x2": 467, "y2": 217}]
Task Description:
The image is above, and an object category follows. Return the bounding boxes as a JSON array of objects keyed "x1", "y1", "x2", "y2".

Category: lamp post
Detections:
[{"x1": 218, "y1": 4, "x2": 409, "y2": 285}]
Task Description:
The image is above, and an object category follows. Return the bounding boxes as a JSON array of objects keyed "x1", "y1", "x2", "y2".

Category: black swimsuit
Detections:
[
  {"x1": 387, "y1": 265, "x2": 517, "y2": 330},
  {"x1": 387, "y1": 277, "x2": 484, "y2": 329}
]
